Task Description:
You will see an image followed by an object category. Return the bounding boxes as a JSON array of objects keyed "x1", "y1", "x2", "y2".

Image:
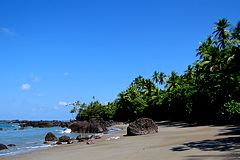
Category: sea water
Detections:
[{"x1": 0, "y1": 122, "x2": 79, "y2": 157}]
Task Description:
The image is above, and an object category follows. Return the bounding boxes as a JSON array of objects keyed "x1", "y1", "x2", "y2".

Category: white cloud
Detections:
[
  {"x1": 58, "y1": 101, "x2": 68, "y2": 106},
  {"x1": 21, "y1": 83, "x2": 31, "y2": 91},
  {"x1": 0, "y1": 27, "x2": 15, "y2": 36}
]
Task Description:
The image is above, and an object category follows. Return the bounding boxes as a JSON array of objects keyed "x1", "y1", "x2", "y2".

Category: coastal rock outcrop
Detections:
[
  {"x1": 89, "y1": 118, "x2": 109, "y2": 133},
  {"x1": 45, "y1": 132, "x2": 58, "y2": 141},
  {"x1": 69, "y1": 121, "x2": 89, "y2": 133},
  {"x1": 69, "y1": 118, "x2": 108, "y2": 133},
  {"x1": 59, "y1": 135, "x2": 70, "y2": 142},
  {"x1": 0, "y1": 144, "x2": 8, "y2": 150},
  {"x1": 7, "y1": 144, "x2": 16, "y2": 147},
  {"x1": 127, "y1": 118, "x2": 158, "y2": 136},
  {"x1": 18, "y1": 120, "x2": 69, "y2": 128}
]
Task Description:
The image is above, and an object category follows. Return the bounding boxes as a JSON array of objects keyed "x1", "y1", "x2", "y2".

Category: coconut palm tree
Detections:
[
  {"x1": 213, "y1": 18, "x2": 231, "y2": 49},
  {"x1": 159, "y1": 72, "x2": 167, "y2": 85},
  {"x1": 166, "y1": 71, "x2": 179, "y2": 91},
  {"x1": 152, "y1": 71, "x2": 166, "y2": 85}
]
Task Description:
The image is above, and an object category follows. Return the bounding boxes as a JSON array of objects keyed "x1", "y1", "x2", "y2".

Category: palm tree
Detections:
[
  {"x1": 197, "y1": 36, "x2": 213, "y2": 60},
  {"x1": 166, "y1": 71, "x2": 179, "y2": 91},
  {"x1": 152, "y1": 71, "x2": 166, "y2": 85},
  {"x1": 159, "y1": 72, "x2": 166, "y2": 85},
  {"x1": 70, "y1": 106, "x2": 78, "y2": 120},
  {"x1": 152, "y1": 71, "x2": 160, "y2": 84},
  {"x1": 213, "y1": 18, "x2": 231, "y2": 49},
  {"x1": 233, "y1": 22, "x2": 240, "y2": 40}
]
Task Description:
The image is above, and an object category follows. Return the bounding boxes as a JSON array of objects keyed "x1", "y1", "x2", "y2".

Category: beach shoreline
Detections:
[{"x1": 1, "y1": 123, "x2": 240, "y2": 160}]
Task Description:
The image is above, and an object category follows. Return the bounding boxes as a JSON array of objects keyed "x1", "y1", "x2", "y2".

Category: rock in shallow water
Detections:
[
  {"x1": 7, "y1": 144, "x2": 16, "y2": 147},
  {"x1": 127, "y1": 118, "x2": 158, "y2": 136},
  {"x1": 45, "y1": 132, "x2": 57, "y2": 141},
  {"x1": 0, "y1": 144, "x2": 8, "y2": 150}
]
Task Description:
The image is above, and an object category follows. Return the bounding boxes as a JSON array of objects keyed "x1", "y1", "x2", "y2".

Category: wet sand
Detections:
[{"x1": 1, "y1": 123, "x2": 240, "y2": 160}]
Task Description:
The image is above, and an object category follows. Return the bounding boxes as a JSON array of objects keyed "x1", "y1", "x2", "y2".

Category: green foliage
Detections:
[
  {"x1": 70, "y1": 19, "x2": 240, "y2": 124},
  {"x1": 223, "y1": 101, "x2": 240, "y2": 117}
]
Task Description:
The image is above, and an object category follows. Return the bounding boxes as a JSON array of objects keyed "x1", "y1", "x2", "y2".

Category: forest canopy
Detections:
[{"x1": 70, "y1": 19, "x2": 240, "y2": 124}]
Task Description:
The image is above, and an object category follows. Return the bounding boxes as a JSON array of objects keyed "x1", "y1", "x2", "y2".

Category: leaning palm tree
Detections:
[{"x1": 213, "y1": 18, "x2": 231, "y2": 49}]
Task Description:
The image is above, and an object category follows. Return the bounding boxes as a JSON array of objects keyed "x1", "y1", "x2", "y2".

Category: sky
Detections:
[{"x1": 0, "y1": 0, "x2": 239, "y2": 120}]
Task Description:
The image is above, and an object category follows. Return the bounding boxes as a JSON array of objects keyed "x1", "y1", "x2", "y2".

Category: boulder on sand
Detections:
[
  {"x1": 127, "y1": 118, "x2": 158, "y2": 136},
  {"x1": 0, "y1": 144, "x2": 8, "y2": 150},
  {"x1": 45, "y1": 132, "x2": 57, "y2": 141}
]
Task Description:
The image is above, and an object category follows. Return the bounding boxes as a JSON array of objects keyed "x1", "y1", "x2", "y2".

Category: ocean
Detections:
[{"x1": 0, "y1": 122, "x2": 79, "y2": 157}]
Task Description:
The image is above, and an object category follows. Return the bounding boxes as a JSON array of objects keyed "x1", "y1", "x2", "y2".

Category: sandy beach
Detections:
[{"x1": 1, "y1": 122, "x2": 240, "y2": 160}]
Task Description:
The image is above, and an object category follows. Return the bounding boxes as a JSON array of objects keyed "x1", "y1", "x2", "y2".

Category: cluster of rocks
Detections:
[
  {"x1": 0, "y1": 118, "x2": 158, "y2": 151},
  {"x1": 68, "y1": 118, "x2": 110, "y2": 133},
  {"x1": 44, "y1": 132, "x2": 101, "y2": 145},
  {"x1": 15, "y1": 118, "x2": 111, "y2": 133},
  {"x1": 0, "y1": 143, "x2": 16, "y2": 151},
  {"x1": 18, "y1": 120, "x2": 68, "y2": 128}
]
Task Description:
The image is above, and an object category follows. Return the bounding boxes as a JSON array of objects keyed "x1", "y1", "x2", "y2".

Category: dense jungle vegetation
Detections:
[{"x1": 70, "y1": 19, "x2": 240, "y2": 124}]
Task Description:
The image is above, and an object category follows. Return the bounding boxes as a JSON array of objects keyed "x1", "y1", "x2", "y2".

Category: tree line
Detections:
[{"x1": 70, "y1": 19, "x2": 240, "y2": 124}]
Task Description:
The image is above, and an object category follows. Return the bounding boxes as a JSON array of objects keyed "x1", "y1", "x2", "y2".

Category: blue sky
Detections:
[{"x1": 0, "y1": 0, "x2": 239, "y2": 120}]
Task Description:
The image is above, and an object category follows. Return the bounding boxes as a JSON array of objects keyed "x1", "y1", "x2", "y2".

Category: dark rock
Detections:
[
  {"x1": 69, "y1": 118, "x2": 108, "y2": 133},
  {"x1": 76, "y1": 135, "x2": 89, "y2": 142},
  {"x1": 7, "y1": 144, "x2": 16, "y2": 147},
  {"x1": 89, "y1": 118, "x2": 108, "y2": 133},
  {"x1": 43, "y1": 141, "x2": 50, "y2": 144},
  {"x1": 67, "y1": 139, "x2": 77, "y2": 144},
  {"x1": 0, "y1": 144, "x2": 8, "y2": 150},
  {"x1": 18, "y1": 120, "x2": 69, "y2": 128},
  {"x1": 127, "y1": 118, "x2": 158, "y2": 136},
  {"x1": 0, "y1": 128, "x2": 3, "y2": 131},
  {"x1": 56, "y1": 141, "x2": 62, "y2": 145},
  {"x1": 60, "y1": 122, "x2": 70, "y2": 128},
  {"x1": 45, "y1": 132, "x2": 57, "y2": 141},
  {"x1": 78, "y1": 139, "x2": 84, "y2": 142},
  {"x1": 76, "y1": 135, "x2": 82, "y2": 140},
  {"x1": 59, "y1": 135, "x2": 70, "y2": 142},
  {"x1": 69, "y1": 121, "x2": 89, "y2": 133}
]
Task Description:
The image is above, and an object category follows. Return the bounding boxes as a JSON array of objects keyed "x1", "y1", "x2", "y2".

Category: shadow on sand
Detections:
[
  {"x1": 171, "y1": 125, "x2": 240, "y2": 159},
  {"x1": 218, "y1": 126, "x2": 240, "y2": 136},
  {"x1": 155, "y1": 121, "x2": 202, "y2": 128},
  {"x1": 171, "y1": 125, "x2": 240, "y2": 152},
  {"x1": 172, "y1": 137, "x2": 240, "y2": 152}
]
